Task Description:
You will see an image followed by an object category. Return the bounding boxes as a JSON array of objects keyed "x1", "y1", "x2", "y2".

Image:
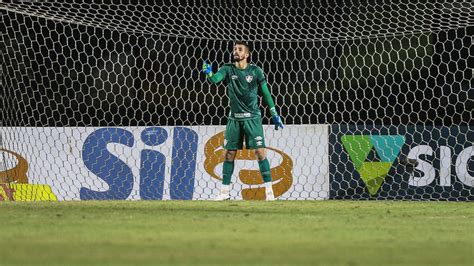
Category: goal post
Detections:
[{"x1": 0, "y1": 1, "x2": 472, "y2": 201}]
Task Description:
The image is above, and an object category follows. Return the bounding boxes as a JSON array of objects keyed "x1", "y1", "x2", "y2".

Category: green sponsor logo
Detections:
[{"x1": 341, "y1": 135, "x2": 405, "y2": 195}]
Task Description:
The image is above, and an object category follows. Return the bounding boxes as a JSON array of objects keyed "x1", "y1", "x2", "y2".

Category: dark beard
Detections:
[{"x1": 233, "y1": 55, "x2": 243, "y2": 62}]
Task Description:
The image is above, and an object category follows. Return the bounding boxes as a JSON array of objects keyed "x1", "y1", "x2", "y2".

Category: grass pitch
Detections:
[{"x1": 0, "y1": 201, "x2": 472, "y2": 265}]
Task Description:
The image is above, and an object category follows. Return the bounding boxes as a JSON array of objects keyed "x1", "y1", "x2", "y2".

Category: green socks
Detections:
[
  {"x1": 258, "y1": 159, "x2": 272, "y2": 183},
  {"x1": 222, "y1": 159, "x2": 272, "y2": 185},
  {"x1": 222, "y1": 161, "x2": 235, "y2": 185}
]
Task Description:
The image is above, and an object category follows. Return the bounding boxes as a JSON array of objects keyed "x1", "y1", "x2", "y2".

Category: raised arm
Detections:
[{"x1": 202, "y1": 61, "x2": 227, "y2": 84}]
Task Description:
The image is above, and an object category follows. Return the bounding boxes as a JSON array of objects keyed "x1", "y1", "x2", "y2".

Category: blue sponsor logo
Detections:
[{"x1": 80, "y1": 127, "x2": 198, "y2": 200}]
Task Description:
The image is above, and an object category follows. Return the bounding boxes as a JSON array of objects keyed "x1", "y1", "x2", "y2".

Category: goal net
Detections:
[{"x1": 1, "y1": 0, "x2": 473, "y2": 201}]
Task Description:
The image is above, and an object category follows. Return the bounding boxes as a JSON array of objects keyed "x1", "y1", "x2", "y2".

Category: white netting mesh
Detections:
[
  {"x1": 2, "y1": 0, "x2": 473, "y2": 41},
  {"x1": 0, "y1": 0, "x2": 472, "y2": 201}
]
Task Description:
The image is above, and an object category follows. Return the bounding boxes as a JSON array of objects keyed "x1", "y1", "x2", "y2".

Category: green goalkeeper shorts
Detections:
[{"x1": 224, "y1": 117, "x2": 266, "y2": 150}]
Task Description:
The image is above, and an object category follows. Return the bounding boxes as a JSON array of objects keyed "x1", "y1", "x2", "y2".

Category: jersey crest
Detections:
[{"x1": 245, "y1": 75, "x2": 254, "y2": 83}]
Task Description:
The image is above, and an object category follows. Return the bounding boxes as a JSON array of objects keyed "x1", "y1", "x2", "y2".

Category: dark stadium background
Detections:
[{"x1": 1, "y1": 1, "x2": 472, "y2": 127}]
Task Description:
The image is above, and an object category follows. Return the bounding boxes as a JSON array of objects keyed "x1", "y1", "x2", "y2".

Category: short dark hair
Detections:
[{"x1": 234, "y1": 41, "x2": 251, "y2": 53}]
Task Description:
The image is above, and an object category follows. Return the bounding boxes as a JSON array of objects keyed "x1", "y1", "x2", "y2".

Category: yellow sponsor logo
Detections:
[
  {"x1": 204, "y1": 131, "x2": 293, "y2": 200},
  {"x1": 0, "y1": 184, "x2": 58, "y2": 201},
  {"x1": 0, "y1": 148, "x2": 58, "y2": 201}
]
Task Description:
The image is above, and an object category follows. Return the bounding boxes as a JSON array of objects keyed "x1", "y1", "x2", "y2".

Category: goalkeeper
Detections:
[{"x1": 202, "y1": 41, "x2": 284, "y2": 201}]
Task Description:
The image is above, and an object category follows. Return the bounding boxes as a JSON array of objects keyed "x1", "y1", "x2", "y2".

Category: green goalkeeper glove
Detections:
[
  {"x1": 270, "y1": 107, "x2": 284, "y2": 130},
  {"x1": 202, "y1": 60, "x2": 214, "y2": 77}
]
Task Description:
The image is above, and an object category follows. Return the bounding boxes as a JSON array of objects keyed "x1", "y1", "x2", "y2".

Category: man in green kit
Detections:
[{"x1": 202, "y1": 41, "x2": 284, "y2": 201}]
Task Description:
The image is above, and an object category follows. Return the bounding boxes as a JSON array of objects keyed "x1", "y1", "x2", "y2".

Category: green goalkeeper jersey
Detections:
[{"x1": 208, "y1": 63, "x2": 275, "y2": 120}]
